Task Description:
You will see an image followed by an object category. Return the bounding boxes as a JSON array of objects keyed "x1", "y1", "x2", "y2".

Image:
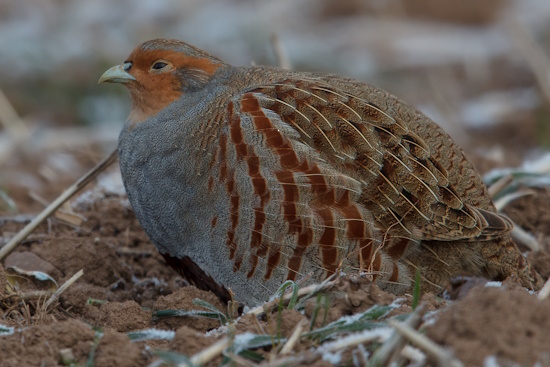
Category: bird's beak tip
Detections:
[{"x1": 98, "y1": 64, "x2": 136, "y2": 84}]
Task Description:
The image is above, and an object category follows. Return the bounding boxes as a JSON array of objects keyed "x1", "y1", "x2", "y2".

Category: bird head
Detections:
[{"x1": 99, "y1": 39, "x2": 226, "y2": 124}]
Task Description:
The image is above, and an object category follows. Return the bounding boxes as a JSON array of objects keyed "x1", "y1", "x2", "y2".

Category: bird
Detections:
[{"x1": 99, "y1": 38, "x2": 542, "y2": 305}]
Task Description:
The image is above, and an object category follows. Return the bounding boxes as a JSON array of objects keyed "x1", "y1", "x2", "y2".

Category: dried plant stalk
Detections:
[{"x1": 0, "y1": 149, "x2": 118, "y2": 261}]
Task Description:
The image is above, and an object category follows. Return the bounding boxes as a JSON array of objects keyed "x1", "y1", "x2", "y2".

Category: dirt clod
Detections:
[
  {"x1": 98, "y1": 300, "x2": 152, "y2": 332},
  {"x1": 0, "y1": 319, "x2": 95, "y2": 367},
  {"x1": 427, "y1": 286, "x2": 550, "y2": 365},
  {"x1": 95, "y1": 330, "x2": 143, "y2": 367}
]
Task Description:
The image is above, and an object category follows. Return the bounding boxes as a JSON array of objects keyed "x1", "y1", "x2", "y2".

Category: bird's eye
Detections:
[
  {"x1": 152, "y1": 62, "x2": 168, "y2": 70},
  {"x1": 123, "y1": 62, "x2": 132, "y2": 72}
]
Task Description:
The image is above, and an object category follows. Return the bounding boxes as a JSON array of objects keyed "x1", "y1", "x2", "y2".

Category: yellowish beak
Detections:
[{"x1": 98, "y1": 63, "x2": 136, "y2": 84}]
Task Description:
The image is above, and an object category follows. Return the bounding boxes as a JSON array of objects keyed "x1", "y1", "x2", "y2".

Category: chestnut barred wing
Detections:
[{"x1": 239, "y1": 80, "x2": 512, "y2": 243}]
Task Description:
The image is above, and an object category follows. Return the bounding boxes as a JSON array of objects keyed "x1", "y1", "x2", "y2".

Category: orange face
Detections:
[{"x1": 99, "y1": 40, "x2": 224, "y2": 124}]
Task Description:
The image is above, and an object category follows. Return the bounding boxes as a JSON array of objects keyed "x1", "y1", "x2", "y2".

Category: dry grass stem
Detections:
[
  {"x1": 318, "y1": 329, "x2": 387, "y2": 357},
  {"x1": 5, "y1": 290, "x2": 50, "y2": 301},
  {"x1": 388, "y1": 319, "x2": 463, "y2": 367},
  {"x1": 28, "y1": 191, "x2": 85, "y2": 226},
  {"x1": 270, "y1": 34, "x2": 292, "y2": 70},
  {"x1": 0, "y1": 149, "x2": 118, "y2": 261},
  {"x1": 510, "y1": 226, "x2": 542, "y2": 252},
  {"x1": 493, "y1": 190, "x2": 536, "y2": 211},
  {"x1": 189, "y1": 337, "x2": 229, "y2": 366},
  {"x1": 0, "y1": 88, "x2": 29, "y2": 140},
  {"x1": 249, "y1": 275, "x2": 338, "y2": 316},
  {"x1": 507, "y1": 19, "x2": 550, "y2": 103},
  {"x1": 401, "y1": 345, "x2": 427, "y2": 364},
  {"x1": 45, "y1": 269, "x2": 84, "y2": 309},
  {"x1": 252, "y1": 314, "x2": 267, "y2": 335},
  {"x1": 537, "y1": 276, "x2": 550, "y2": 300},
  {"x1": 368, "y1": 304, "x2": 426, "y2": 366},
  {"x1": 280, "y1": 319, "x2": 306, "y2": 354},
  {"x1": 487, "y1": 174, "x2": 514, "y2": 199}
]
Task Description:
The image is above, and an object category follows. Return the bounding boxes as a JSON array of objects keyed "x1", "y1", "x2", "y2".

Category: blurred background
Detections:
[{"x1": 1, "y1": 0, "x2": 550, "y2": 212}]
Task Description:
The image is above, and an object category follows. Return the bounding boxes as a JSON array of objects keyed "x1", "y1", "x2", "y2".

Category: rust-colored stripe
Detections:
[
  {"x1": 335, "y1": 191, "x2": 365, "y2": 240},
  {"x1": 317, "y1": 207, "x2": 337, "y2": 275},
  {"x1": 341, "y1": 206, "x2": 365, "y2": 240},
  {"x1": 287, "y1": 227, "x2": 313, "y2": 280},
  {"x1": 359, "y1": 240, "x2": 373, "y2": 273},
  {"x1": 247, "y1": 155, "x2": 269, "y2": 264},
  {"x1": 389, "y1": 262, "x2": 400, "y2": 283},
  {"x1": 241, "y1": 93, "x2": 319, "y2": 280},
  {"x1": 276, "y1": 169, "x2": 306, "y2": 280},
  {"x1": 219, "y1": 134, "x2": 228, "y2": 181},
  {"x1": 265, "y1": 245, "x2": 281, "y2": 280},
  {"x1": 240, "y1": 94, "x2": 300, "y2": 170},
  {"x1": 303, "y1": 163, "x2": 334, "y2": 203},
  {"x1": 224, "y1": 103, "x2": 239, "y2": 262},
  {"x1": 275, "y1": 171, "x2": 301, "y2": 233},
  {"x1": 386, "y1": 237, "x2": 410, "y2": 260},
  {"x1": 226, "y1": 172, "x2": 239, "y2": 261},
  {"x1": 233, "y1": 255, "x2": 243, "y2": 272},
  {"x1": 207, "y1": 176, "x2": 214, "y2": 192},
  {"x1": 233, "y1": 96, "x2": 272, "y2": 279}
]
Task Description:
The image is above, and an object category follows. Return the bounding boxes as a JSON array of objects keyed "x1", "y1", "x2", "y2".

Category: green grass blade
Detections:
[{"x1": 154, "y1": 309, "x2": 227, "y2": 325}]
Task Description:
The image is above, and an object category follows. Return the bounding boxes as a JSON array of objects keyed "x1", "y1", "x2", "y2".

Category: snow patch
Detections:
[
  {"x1": 127, "y1": 328, "x2": 175, "y2": 341},
  {"x1": 0, "y1": 324, "x2": 15, "y2": 336}
]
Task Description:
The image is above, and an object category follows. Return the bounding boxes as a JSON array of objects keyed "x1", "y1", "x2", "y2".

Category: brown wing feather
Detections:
[{"x1": 248, "y1": 79, "x2": 510, "y2": 242}]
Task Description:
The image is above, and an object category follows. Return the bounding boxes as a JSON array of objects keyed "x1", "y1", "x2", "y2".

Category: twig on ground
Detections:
[
  {"x1": 388, "y1": 319, "x2": 463, "y2": 367},
  {"x1": 493, "y1": 189, "x2": 541, "y2": 251},
  {"x1": 4, "y1": 290, "x2": 50, "y2": 301},
  {"x1": 368, "y1": 304, "x2": 426, "y2": 366},
  {"x1": 28, "y1": 191, "x2": 85, "y2": 226},
  {"x1": 189, "y1": 337, "x2": 229, "y2": 366},
  {"x1": 248, "y1": 274, "x2": 338, "y2": 316},
  {"x1": 45, "y1": 269, "x2": 84, "y2": 309},
  {"x1": 537, "y1": 276, "x2": 550, "y2": 300},
  {"x1": 493, "y1": 190, "x2": 536, "y2": 211},
  {"x1": 401, "y1": 345, "x2": 427, "y2": 364},
  {"x1": 487, "y1": 174, "x2": 514, "y2": 199},
  {"x1": 280, "y1": 319, "x2": 306, "y2": 354},
  {"x1": 0, "y1": 149, "x2": 118, "y2": 261},
  {"x1": 510, "y1": 226, "x2": 542, "y2": 252}
]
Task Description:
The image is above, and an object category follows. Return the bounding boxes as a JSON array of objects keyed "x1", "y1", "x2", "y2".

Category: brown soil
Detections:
[{"x1": 427, "y1": 285, "x2": 550, "y2": 366}]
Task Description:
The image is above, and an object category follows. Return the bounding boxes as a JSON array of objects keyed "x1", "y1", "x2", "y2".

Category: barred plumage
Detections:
[{"x1": 100, "y1": 38, "x2": 542, "y2": 305}]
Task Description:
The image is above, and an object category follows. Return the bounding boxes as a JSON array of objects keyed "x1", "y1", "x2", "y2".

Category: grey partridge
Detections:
[{"x1": 99, "y1": 39, "x2": 542, "y2": 305}]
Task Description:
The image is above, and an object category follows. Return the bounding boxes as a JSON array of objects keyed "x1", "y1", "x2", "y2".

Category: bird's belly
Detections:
[{"x1": 118, "y1": 126, "x2": 413, "y2": 304}]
